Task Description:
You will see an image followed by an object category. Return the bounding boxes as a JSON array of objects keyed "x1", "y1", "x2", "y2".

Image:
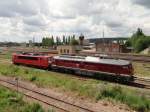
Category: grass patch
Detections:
[
  {"x1": 0, "y1": 51, "x2": 12, "y2": 59},
  {"x1": 133, "y1": 62, "x2": 150, "y2": 77},
  {"x1": 0, "y1": 86, "x2": 53, "y2": 112},
  {"x1": 96, "y1": 86, "x2": 150, "y2": 112},
  {"x1": 30, "y1": 76, "x2": 37, "y2": 82},
  {"x1": 0, "y1": 61, "x2": 149, "y2": 111}
]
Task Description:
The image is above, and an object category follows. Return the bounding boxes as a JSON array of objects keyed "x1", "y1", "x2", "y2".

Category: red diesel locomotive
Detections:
[
  {"x1": 12, "y1": 53, "x2": 134, "y2": 82},
  {"x1": 51, "y1": 55, "x2": 134, "y2": 81}
]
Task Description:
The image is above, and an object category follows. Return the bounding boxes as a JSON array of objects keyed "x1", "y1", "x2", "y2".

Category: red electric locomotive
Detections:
[
  {"x1": 51, "y1": 55, "x2": 134, "y2": 81},
  {"x1": 12, "y1": 53, "x2": 51, "y2": 69}
]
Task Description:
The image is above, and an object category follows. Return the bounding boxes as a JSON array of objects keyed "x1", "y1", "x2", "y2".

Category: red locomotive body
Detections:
[
  {"x1": 52, "y1": 55, "x2": 134, "y2": 80},
  {"x1": 12, "y1": 53, "x2": 51, "y2": 69},
  {"x1": 12, "y1": 53, "x2": 134, "y2": 81}
]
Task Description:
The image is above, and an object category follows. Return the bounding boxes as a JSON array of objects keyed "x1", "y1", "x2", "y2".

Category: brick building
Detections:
[
  {"x1": 96, "y1": 43, "x2": 126, "y2": 53},
  {"x1": 88, "y1": 37, "x2": 130, "y2": 53},
  {"x1": 57, "y1": 45, "x2": 82, "y2": 54}
]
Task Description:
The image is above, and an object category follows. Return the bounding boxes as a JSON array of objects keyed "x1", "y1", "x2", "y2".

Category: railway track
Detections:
[
  {"x1": 0, "y1": 78, "x2": 99, "y2": 112},
  {"x1": 0, "y1": 59, "x2": 149, "y2": 90},
  {"x1": 0, "y1": 60, "x2": 149, "y2": 90},
  {"x1": 133, "y1": 76, "x2": 150, "y2": 89},
  {"x1": 0, "y1": 59, "x2": 11, "y2": 64},
  {"x1": 134, "y1": 76, "x2": 150, "y2": 82},
  {"x1": 80, "y1": 52, "x2": 150, "y2": 63}
]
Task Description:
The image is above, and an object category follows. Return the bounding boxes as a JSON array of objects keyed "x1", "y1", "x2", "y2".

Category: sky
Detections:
[{"x1": 0, "y1": 0, "x2": 150, "y2": 42}]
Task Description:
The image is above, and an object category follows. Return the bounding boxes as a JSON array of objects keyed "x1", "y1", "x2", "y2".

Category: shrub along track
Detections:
[{"x1": 0, "y1": 77, "x2": 101, "y2": 112}]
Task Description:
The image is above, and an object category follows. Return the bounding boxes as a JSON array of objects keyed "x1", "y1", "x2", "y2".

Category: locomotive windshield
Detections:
[{"x1": 17, "y1": 56, "x2": 38, "y2": 60}]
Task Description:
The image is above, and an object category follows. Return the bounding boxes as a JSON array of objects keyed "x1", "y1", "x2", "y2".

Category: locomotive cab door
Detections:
[{"x1": 39, "y1": 57, "x2": 48, "y2": 69}]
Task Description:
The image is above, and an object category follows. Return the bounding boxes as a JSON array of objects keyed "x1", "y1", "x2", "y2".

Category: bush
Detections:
[
  {"x1": 12, "y1": 66, "x2": 19, "y2": 73},
  {"x1": 24, "y1": 69, "x2": 29, "y2": 74},
  {"x1": 30, "y1": 76, "x2": 37, "y2": 82},
  {"x1": 96, "y1": 86, "x2": 150, "y2": 112},
  {"x1": 0, "y1": 86, "x2": 54, "y2": 112},
  {"x1": 48, "y1": 109, "x2": 55, "y2": 112},
  {"x1": 23, "y1": 103, "x2": 45, "y2": 112},
  {"x1": 0, "y1": 62, "x2": 149, "y2": 112}
]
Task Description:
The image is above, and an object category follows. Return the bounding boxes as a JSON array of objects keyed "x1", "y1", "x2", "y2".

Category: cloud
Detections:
[
  {"x1": 23, "y1": 14, "x2": 49, "y2": 27},
  {"x1": 133, "y1": 0, "x2": 150, "y2": 9},
  {"x1": 0, "y1": 0, "x2": 39, "y2": 17},
  {"x1": 0, "y1": 0, "x2": 150, "y2": 42}
]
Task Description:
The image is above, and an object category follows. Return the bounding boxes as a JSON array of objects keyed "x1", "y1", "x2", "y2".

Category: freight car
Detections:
[{"x1": 12, "y1": 53, "x2": 134, "y2": 82}]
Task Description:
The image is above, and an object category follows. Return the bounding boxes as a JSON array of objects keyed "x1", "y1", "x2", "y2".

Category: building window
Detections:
[
  {"x1": 67, "y1": 49, "x2": 69, "y2": 54},
  {"x1": 113, "y1": 48, "x2": 118, "y2": 52},
  {"x1": 60, "y1": 49, "x2": 62, "y2": 53},
  {"x1": 105, "y1": 48, "x2": 109, "y2": 52},
  {"x1": 98, "y1": 48, "x2": 102, "y2": 52},
  {"x1": 64, "y1": 49, "x2": 66, "y2": 54}
]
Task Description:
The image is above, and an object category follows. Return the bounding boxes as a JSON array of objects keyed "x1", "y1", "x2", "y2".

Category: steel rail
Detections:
[
  {"x1": 133, "y1": 76, "x2": 150, "y2": 89},
  {"x1": 0, "y1": 78, "x2": 98, "y2": 112}
]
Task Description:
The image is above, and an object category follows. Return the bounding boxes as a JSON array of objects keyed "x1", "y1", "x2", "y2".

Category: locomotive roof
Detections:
[
  {"x1": 54, "y1": 55, "x2": 131, "y2": 66},
  {"x1": 14, "y1": 53, "x2": 50, "y2": 58}
]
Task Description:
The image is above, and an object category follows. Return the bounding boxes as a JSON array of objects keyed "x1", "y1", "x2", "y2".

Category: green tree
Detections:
[
  {"x1": 51, "y1": 35, "x2": 54, "y2": 45},
  {"x1": 126, "y1": 28, "x2": 150, "y2": 52},
  {"x1": 68, "y1": 36, "x2": 71, "y2": 44},
  {"x1": 65, "y1": 37, "x2": 68, "y2": 45},
  {"x1": 56, "y1": 36, "x2": 62, "y2": 45},
  {"x1": 42, "y1": 37, "x2": 54, "y2": 47},
  {"x1": 125, "y1": 40, "x2": 132, "y2": 47},
  {"x1": 70, "y1": 35, "x2": 79, "y2": 45},
  {"x1": 72, "y1": 35, "x2": 75, "y2": 39},
  {"x1": 63, "y1": 35, "x2": 66, "y2": 45},
  {"x1": 136, "y1": 28, "x2": 144, "y2": 36},
  {"x1": 56, "y1": 37, "x2": 59, "y2": 45},
  {"x1": 130, "y1": 28, "x2": 145, "y2": 45},
  {"x1": 42, "y1": 37, "x2": 46, "y2": 47},
  {"x1": 135, "y1": 36, "x2": 150, "y2": 52}
]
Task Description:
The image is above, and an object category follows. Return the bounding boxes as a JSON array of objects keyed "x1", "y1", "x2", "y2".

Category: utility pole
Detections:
[
  {"x1": 33, "y1": 37, "x2": 35, "y2": 46},
  {"x1": 15, "y1": 77, "x2": 19, "y2": 111},
  {"x1": 102, "y1": 28, "x2": 105, "y2": 54},
  {"x1": 33, "y1": 36, "x2": 35, "y2": 52}
]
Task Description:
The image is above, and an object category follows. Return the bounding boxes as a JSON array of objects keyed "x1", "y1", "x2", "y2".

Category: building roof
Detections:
[
  {"x1": 88, "y1": 37, "x2": 129, "y2": 43},
  {"x1": 54, "y1": 55, "x2": 130, "y2": 66}
]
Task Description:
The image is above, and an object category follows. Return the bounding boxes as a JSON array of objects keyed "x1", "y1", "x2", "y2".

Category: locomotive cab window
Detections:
[
  {"x1": 18, "y1": 56, "x2": 38, "y2": 60},
  {"x1": 123, "y1": 66, "x2": 128, "y2": 69}
]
